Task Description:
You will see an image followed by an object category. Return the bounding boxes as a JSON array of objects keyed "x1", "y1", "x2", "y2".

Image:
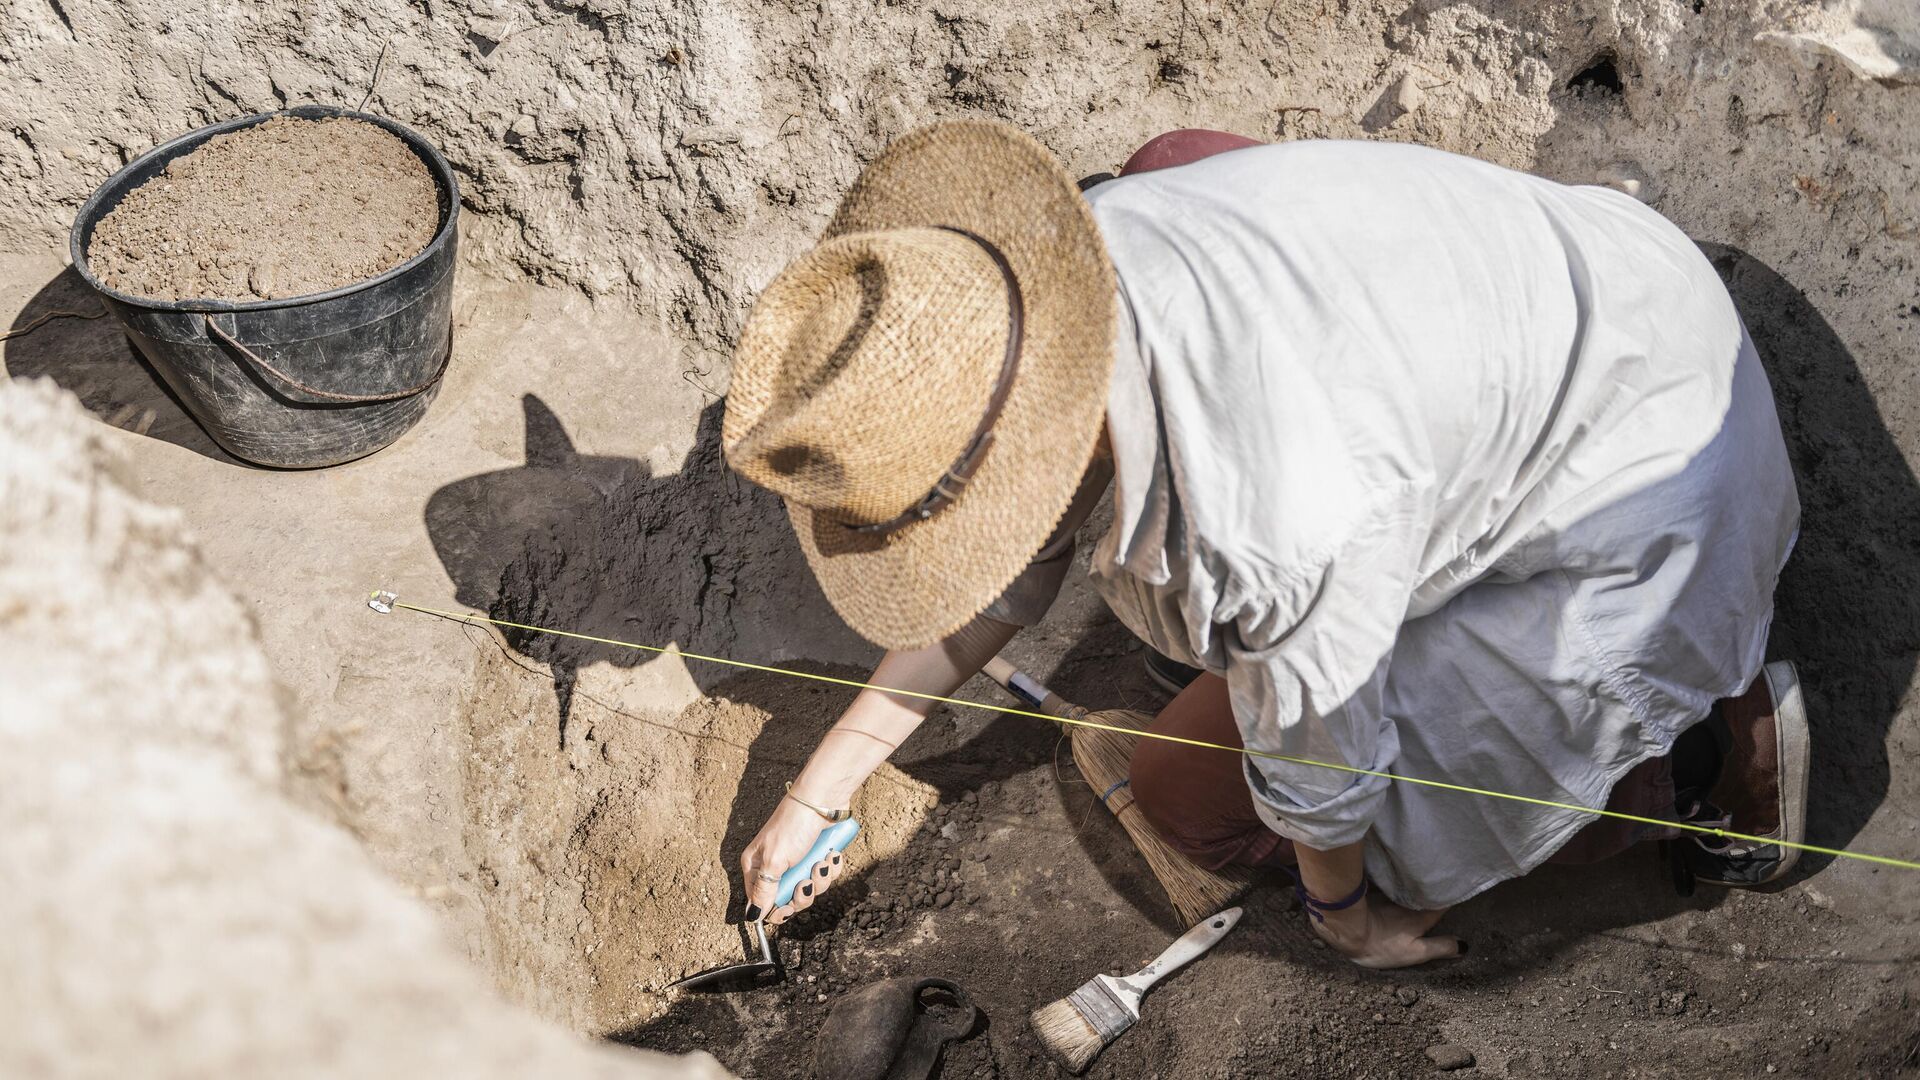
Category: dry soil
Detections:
[
  {"x1": 87, "y1": 115, "x2": 437, "y2": 302},
  {"x1": 4, "y1": 0, "x2": 1919, "y2": 1077}
]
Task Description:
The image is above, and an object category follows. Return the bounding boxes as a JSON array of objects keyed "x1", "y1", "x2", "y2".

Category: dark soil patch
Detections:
[
  {"x1": 608, "y1": 637, "x2": 1920, "y2": 1079},
  {"x1": 87, "y1": 116, "x2": 436, "y2": 302}
]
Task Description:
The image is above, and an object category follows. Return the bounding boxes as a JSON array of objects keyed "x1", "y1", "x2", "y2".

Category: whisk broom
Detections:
[{"x1": 981, "y1": 658, "x2": 1250, "y2": 925}]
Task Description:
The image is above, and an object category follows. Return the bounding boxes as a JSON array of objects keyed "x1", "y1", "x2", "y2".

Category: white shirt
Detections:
[{"x1": 995, "y1": 140, "x2": 1798, "y2": 908}]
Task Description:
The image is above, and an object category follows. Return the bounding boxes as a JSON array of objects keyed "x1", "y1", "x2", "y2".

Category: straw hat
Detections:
[{"x1": 724, "y1": 120, "x2": 1115, "y2": 648}]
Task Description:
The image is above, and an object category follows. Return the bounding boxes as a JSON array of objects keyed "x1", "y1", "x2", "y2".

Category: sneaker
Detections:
[
  {"x1": 1144, "y1": 649, "x2": 1205, "y2": 697},
  {"x1": 1676, "y1": 661, "x2": 1810, "y2": 888}
]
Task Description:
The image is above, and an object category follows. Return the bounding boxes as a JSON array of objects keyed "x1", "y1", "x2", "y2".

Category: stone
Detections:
[{"x1": 1362, "y1": 72, "x2": 1423, "y2": 131}]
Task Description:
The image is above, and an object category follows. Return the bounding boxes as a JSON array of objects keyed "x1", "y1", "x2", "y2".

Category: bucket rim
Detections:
[{"x1": 68, "y1": 105, "x2": 461, "y2": 315}]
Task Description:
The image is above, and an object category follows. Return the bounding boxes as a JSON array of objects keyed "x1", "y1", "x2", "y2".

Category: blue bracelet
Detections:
[{"x1": 1284, "y1": 866, "x2": 1369, "y2": 923}]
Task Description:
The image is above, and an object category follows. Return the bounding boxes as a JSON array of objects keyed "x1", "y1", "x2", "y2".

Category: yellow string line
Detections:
[{"x1": 381, "y1": 594, "x2": 1920, "y2": 873}]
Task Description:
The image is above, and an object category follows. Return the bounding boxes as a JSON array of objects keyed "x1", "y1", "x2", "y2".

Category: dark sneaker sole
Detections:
[
  {"x1": 1699, "y1": 660, "x2": 1810, "y2": 887},
  {"x1": 1144, "y1": 652, "x2": 1203, "y2": 697}
]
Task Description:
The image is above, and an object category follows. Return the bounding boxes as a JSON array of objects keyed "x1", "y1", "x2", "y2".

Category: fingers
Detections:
[
  {"x1": 762, "y1": 852, "x2": 846, "y2": 927},
  {"x1": 1411, "y1": 934, "x2": 1465, "y2": 965},
  {"x1": 1353, "y1": 932, "x2": 1464, "y2": 970},
  {"x1": 741, "y1": 852, "x2": 779, "y2": 920}
]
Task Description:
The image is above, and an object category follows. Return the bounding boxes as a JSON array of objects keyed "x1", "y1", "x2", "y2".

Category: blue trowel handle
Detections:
[{"x1": 774, "y1": 818, "x2": 861, "y2": 907}]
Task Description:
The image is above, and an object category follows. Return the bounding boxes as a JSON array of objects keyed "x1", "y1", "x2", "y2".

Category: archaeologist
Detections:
[{"x1": 719, "y1": 121, "x2": 1805, "y2": 969}]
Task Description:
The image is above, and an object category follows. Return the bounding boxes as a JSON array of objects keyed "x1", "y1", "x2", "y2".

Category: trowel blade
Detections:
[
  {"x1": 668, "y1": 918, "x2": 782, "y2": 993},
  {"x1": 668, "y1": 959, "x2": 782, "y2": 993}
]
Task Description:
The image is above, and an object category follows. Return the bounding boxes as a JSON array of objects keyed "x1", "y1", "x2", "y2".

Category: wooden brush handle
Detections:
[{"x1": 981, "y1": 655, "x2": 1089, "y2": 720}]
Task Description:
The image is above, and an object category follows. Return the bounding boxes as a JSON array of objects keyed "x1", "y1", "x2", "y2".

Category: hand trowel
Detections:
[{"x1": 671, "y1": 817, "x2": 861, "y2": 993}]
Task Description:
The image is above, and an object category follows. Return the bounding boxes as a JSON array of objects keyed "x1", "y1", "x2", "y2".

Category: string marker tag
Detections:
[{"x1": 368, "y1": 590, "x2": 398, "y2": 614}]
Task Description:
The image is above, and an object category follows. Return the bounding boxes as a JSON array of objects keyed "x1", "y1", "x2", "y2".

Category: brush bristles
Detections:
[
  {"x1": 1073, "y1": 712, "x2": 1251, "y2": 925},
  {"x1": 1030, "y1": 995, "x2": 1106, "y2": 1073}
]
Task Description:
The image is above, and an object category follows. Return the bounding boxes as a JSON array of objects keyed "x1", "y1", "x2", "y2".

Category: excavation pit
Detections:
[{"x1": 5, "y1": 1, "x2": 1920, "y2": 1076}]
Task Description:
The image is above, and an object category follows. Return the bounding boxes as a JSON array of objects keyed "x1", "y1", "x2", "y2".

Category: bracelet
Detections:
[
  {"x1": 1284, "y1": 866, "x2": 1369, "y2": 924},
  {"x1": 783, "y1": 782, "x2": 851, "y2": 823}
]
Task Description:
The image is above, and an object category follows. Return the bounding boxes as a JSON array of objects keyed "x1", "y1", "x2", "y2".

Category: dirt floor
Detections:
[
  {"x1": 6, "y1": 251, "x2": 1916, "y2": 1077},
  {"x1": 87, "y1": 115, "x2": 437, "y2": 301},
  {"x1": 4, "y1": 0, "x2": 1920, "y2": 1077}
]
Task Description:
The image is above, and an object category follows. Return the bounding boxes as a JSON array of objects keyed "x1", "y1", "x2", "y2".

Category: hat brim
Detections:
[{"x1": 784, "y1": 120, "x2": 1115, "y2": 649}]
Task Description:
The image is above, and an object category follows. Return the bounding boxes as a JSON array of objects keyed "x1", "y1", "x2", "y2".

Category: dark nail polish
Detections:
[
  {"x1": 744, "y1": 905, "x2": 761, "y2": 922},
  {"x1": 1458, "y1": 941, "x2": 1470, "y2": 956},
  {"x1": 832, "y1": 853, "x2": 843, "y2": 864},
  {"x1": 801, "y1": 883, "x2": 813, "y2": 897},
  {"x1": 819, "y1": 865, "x2": 830, "y2": 877}
]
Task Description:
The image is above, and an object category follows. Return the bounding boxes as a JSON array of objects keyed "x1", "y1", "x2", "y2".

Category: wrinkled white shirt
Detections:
[{"x1": 995, "y1": 140, "x2": 1798, "y2": 908}]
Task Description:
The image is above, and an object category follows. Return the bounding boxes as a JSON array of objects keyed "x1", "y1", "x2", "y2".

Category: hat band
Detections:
[{"x1": 847, "y1": 225, "x2": 1025, "y2": 536}]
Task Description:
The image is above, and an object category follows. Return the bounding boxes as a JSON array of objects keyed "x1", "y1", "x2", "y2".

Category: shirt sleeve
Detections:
[{"x1": 1219, "y1": 500, "x2": 1420, "y2": 850}]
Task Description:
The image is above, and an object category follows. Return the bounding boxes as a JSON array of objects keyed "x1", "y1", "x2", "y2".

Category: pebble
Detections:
[
  {"x1": 1389, "y1": 74, "x2": 1423, "y2": 117},
  {"x1": 1425, "y1": 1044, "x2": 1475, "y2": 1071},
  {"x1": 1395, "y1": 986, "x2": 1421, "y2": 1007},
  {"x1": 248, "y1": 262, "x2": 277, "y2": 297},
  {"x1": 1595, "y1": 161, "x2": 1657, "y2": 203}
]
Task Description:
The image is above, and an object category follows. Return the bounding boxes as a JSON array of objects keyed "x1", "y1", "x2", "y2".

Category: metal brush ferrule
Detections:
[{"x1": 1067, "y1": 976, "x2": 1137, "y2": 1041}]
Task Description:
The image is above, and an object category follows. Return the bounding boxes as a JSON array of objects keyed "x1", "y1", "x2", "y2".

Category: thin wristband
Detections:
[
  {"x1": 784, "y1": 782, "x2": 852, "y2": 823},
  {"x1": 1284, "y1": 866, "x2": 1369, "y2": 923}
]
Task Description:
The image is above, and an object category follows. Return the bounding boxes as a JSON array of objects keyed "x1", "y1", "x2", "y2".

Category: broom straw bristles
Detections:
[
  {"x1": 1072, "y1": 711, "x2": 1250, "y2": 926},
  {"x1": 1029, "y1": 994, "x2": 1108, "y2": 1073}
]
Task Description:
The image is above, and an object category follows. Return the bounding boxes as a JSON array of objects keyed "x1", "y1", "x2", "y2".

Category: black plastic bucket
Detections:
[{"x1": 69, "y1": 105, "x2": 459, "y2": 468}]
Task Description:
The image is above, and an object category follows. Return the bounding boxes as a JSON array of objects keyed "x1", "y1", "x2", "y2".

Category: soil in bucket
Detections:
[{"x1": 87, "y1": 115, "x2": 438, "y2": 303}]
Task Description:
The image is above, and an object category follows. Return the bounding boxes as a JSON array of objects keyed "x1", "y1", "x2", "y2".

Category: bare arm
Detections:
[
  {"x1": 787, "y1": 616, "x2": 1018, "y2": 808},
  {"x1": 743, "y1": 616, "x2": 1018, "y2": 923}
]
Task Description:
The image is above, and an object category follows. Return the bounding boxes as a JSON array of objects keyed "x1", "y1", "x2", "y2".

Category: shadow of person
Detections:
[
  {"x1": 1699, "y1": 243, "x2": 1919, "y2": 875},
  {"x1": 425, "y1": 389, "x2": 1074, "y2": 775},
  {"x1": 2, "y1": 265, "x2": 234, "y2": 462},
  {"x1": 425, "y1": 393, "x2": 636, "y2": 747},
  {"x1": 426, "y1": 392, "x2": 813, "y2": 747}
]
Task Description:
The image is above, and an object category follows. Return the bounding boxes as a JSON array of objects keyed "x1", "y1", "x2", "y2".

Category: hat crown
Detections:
[{"x1": 725, "y1": 228, "x2": 1011, "y2": 528}]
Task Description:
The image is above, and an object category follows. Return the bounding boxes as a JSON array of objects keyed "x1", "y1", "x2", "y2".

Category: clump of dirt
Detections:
[{"x1": 87, "y1": 116, "x2": 437, "y2": 302}]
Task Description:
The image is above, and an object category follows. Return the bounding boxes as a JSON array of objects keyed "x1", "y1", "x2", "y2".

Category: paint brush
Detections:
[{"x1": 1030, "y1": 906, "x2": 1243, "y2": 1073}]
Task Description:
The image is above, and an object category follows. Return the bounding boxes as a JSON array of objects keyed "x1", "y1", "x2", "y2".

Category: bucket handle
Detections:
[{"x1": 204, "y1": 315, "x2": 449, "y2": 403}]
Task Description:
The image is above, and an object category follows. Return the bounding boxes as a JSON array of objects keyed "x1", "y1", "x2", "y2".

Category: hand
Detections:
[
  {"x1": 1310, "y1": 893, "x2": 1462, "y2": 969},
  {"x1": 740, "y1": 795, "x2": 850, "y2": 927}
]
